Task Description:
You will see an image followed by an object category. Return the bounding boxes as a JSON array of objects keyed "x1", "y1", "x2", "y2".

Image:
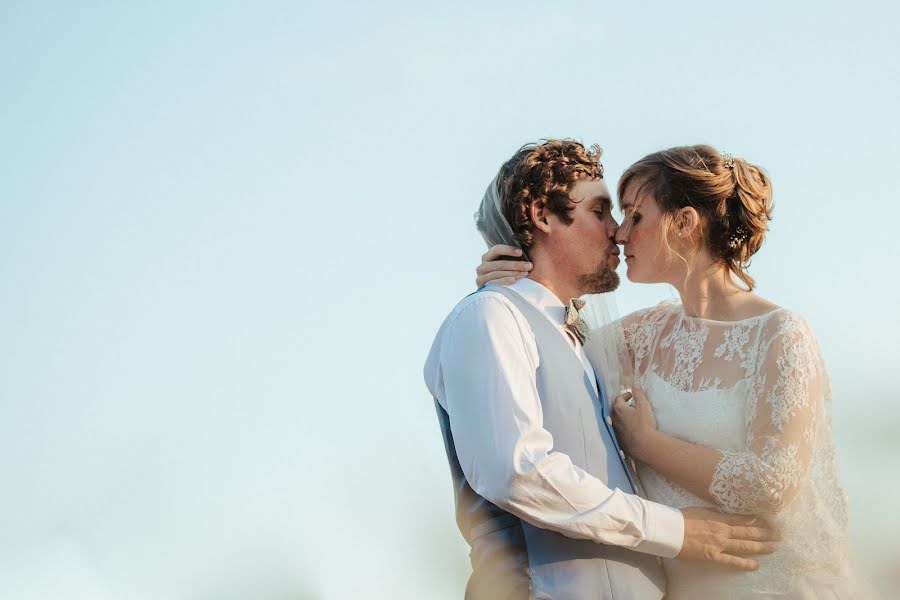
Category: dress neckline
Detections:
[{"x1": 677, "y1": 304, "x2": 784, "y2": 325}]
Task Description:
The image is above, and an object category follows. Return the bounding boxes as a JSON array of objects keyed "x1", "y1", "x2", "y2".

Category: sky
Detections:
[{"x1": 1, "y1": 1, "x2": 899, "y2": 598}]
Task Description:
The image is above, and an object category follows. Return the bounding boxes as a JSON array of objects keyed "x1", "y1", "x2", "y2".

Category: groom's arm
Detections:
[{"x1": 438, "y1": 293, "x2": 684, "y2": 557}]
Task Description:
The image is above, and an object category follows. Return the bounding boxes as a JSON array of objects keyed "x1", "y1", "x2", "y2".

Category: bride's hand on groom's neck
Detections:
[{"x1": 475, "y1": 244, "x2": 532, "y2": 288}]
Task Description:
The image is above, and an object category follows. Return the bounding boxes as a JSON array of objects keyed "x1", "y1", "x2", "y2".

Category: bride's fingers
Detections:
[
  {"x1": 485, "y1": 271, "x2": 525, "y2": 281},
  {"x1": 476, "y1": 260, "x2": 533, "y2": 276},
  {"x1": 722, "y1": 539, "x2": 778, "y2": 556},
  {"x1": 711, "y1": 553, "x2": 759, "y2": 571},
  {"x1": 476, "y1": 272, "x2": 526, "y2": 287},
  {"x1": 482, "y1": 245, "x2": 522, "y2": 262},
  {"x1": 612, "y1": 392, "x2": 634, "y2": 413}
]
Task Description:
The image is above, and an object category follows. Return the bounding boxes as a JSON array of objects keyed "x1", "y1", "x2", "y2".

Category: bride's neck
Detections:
[{"x1": 672, "y1": 262, "x2": 749, "y2": 321}]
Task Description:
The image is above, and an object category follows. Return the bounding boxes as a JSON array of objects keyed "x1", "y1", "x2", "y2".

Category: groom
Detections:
[{"x1": 424, "y1": 140, "x2": 779, "y2": 599}]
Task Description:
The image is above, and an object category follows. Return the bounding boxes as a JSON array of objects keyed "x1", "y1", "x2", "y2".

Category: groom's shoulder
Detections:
[
  {"x1": 443, "y1": 286, "x2": 522, "y2": 327},
  {"x1": 447, "y1": 285, "x2": 518, "y2": 320},
  {"x1": 425, "y1": 287, "x2": 532, "y2": 391}
]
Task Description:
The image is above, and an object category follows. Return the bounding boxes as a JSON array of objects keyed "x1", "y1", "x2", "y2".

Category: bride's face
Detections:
[{"x1": 615, "y1": 182, "x2": 673, "y2": 284}]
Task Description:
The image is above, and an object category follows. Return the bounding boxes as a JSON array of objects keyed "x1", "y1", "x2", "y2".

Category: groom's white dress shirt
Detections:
[{"x1": 424, "y1": 278, "x2": 684, "y2": 557}]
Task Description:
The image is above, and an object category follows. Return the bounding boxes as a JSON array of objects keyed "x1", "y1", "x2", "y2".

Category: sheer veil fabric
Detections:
[
  {"x1": 475, "y1": 172, "x2": 519, "y2": 250},
  {"x1": 579, "y1": 293, "x2": 632, "y2": 401}
]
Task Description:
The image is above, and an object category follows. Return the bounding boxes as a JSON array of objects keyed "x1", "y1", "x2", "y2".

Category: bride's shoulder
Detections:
[
  {"x1": 623, "y1": 299, "x2": 681, "y2": 320},
  {"x1": 760, "y1": 306, "x2": 819, "y2": 345},
  {"x1": 619, "y1": 299, "x2": 680, "y2": 334}
]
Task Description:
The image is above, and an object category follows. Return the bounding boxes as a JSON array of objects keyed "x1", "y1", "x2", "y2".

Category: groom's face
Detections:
[{"x1": 545, "y1": 178, "x2": 621, "y2": 294}]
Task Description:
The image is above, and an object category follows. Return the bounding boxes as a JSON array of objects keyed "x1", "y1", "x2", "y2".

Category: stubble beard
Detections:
[{"x1": 578, "y1": 261, "x2": 620, "y2": 294}]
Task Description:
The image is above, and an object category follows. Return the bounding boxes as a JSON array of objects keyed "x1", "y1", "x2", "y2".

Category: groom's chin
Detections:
[{"x1": 580, "y1": 267, "x2": 620, "y2": 294}]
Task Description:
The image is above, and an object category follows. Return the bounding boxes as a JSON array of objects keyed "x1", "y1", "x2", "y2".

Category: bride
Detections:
[{"x1": 476, "y1": 145, "x2": 873, "y2": 598}]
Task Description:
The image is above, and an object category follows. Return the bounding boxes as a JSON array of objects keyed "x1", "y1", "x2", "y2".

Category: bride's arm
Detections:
[
  {"x1": 614, "y1": 315, "x2": 822, "y2": 514},
  {"x1": 612, "y1": 390, "x2": 724, "y2": 505},
  {"x1": 475, "y1": 244, "x2": 532, "y2": 287}
]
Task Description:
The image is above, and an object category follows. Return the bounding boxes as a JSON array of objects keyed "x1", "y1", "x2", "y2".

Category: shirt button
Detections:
[
  {"x1": 619, "y1": 450, "x2": 626, "y2": 460},
  {"x1": 605, "y1": 416, "x2": 612, "y2": 426}
]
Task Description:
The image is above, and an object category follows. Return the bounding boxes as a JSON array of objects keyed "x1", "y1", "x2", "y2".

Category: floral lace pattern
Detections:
[
  {"x1": 617, "y1": 302, "x2": 852, "y2": 596},
  {"x1": 659, "y1": 318, "x2": 709, "y2": 391}
]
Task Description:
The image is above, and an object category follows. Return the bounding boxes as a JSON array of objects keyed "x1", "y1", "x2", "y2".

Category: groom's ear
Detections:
[{"x1": 530, "y1": 200, "x2": 552, "y2": 234}]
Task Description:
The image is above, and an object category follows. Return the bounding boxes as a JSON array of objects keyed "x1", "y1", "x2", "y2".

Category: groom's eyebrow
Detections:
[{"x1": 592, "y1": 194, "x2": 612, "y2": 210}]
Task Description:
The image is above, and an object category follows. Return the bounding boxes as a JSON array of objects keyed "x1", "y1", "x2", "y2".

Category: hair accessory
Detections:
[
  {"x1": 728, "y1": 225, "x2": 750, "y2": 250},
  {"x1": 589, "y1": 143, "x2": 604, "y2": 177},
  {"x1": 722, "y1": 153, "x2": 736, "y2": 169}
]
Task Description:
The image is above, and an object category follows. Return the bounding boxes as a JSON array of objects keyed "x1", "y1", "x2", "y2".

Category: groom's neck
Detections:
[{"x1": 527, "y1": 262, "x2": 582, "y2": 305}]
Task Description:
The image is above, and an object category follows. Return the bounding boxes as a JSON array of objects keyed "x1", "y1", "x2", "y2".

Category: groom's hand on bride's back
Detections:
[
  {"x1": 475, "y1": 244, "x2": 532, "y2": 287},
  {"x1": 678, "y1": 507, "x2": 781, "y2": 571}
]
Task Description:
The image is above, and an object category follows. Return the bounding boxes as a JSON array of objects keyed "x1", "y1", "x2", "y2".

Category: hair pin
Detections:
[{"x1": 728, "y1": 225, "x2": 750, "y2": 249}]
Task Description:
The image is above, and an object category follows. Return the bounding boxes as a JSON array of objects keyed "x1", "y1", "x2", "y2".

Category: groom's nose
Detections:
[{"x1": 606, "y1": 215, "x2": 620, "y2": 239}]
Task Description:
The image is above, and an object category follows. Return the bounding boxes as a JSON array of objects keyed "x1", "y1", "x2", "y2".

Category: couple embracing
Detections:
[{"x1": 424, "y1": 140, "x2": 873, "y2": 599}]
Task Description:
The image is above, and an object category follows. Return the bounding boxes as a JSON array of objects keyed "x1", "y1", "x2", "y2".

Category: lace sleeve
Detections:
[{"x1": 709, "y1": 313, "x2": 822, "y2": 514}]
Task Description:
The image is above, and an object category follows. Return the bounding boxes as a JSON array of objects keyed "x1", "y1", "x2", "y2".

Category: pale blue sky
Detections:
[{"x1": 2, "y1": 1, "x2": 899, "y2": 598}]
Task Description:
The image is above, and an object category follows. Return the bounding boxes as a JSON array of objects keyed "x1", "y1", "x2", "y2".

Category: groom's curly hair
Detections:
[{"x1": 496, "y1": 139, "x2": 604, "y2": 251}]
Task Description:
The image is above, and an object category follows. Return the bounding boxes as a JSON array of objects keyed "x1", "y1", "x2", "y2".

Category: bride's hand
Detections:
[
  {"x1": 612, "y1": 388, "x2": 658, "y2": 462},
  {"x1": 475, "y1": 244, "x2": 532, "y2": 287}
]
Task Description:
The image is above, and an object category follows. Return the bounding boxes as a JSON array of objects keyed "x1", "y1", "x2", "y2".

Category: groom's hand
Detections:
[{"x1": 677, "y1": 507, "x2": 781, "y2": 570}]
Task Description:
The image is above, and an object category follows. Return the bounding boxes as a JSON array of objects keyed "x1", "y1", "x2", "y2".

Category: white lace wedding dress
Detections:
[{"x1": 590, "y1": 300, "x2": 870, "y2": 599}]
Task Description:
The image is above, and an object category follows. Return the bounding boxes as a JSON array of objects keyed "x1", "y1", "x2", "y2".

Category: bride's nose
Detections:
[{"x1": 615, "y1": 222, "x2": 630, "y2": 244}]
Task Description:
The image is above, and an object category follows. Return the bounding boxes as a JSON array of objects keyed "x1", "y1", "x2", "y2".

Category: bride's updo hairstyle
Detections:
[{"x1": 617, "y1": 144, "x2": 773, "y2": 290}]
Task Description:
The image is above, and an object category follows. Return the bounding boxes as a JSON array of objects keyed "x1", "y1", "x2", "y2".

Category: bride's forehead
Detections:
[{"x1": 618, "y1": 185, "x2": 659, "y2": 212}]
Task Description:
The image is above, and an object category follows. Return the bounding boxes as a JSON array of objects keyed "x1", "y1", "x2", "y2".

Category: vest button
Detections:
[
  {"x1": 619, "y1": 449, "x2": 626, "y2": 460},
  {"x1": 605, "y1": 416, "x2": 612, "y2": 426}
]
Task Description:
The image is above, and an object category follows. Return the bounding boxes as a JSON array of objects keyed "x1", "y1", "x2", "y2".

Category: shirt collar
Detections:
[{"x1": 508, "y1": 277, "x2": 568, "y2": 326}]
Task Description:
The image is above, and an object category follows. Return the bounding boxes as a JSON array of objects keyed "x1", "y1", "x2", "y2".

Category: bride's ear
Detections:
[
  {"x1": 530, "y1": 200, "x2": 552, "y2": 234},
  {"x1": 673, "y1": 207, "x2": 700, "y2": 240}
]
